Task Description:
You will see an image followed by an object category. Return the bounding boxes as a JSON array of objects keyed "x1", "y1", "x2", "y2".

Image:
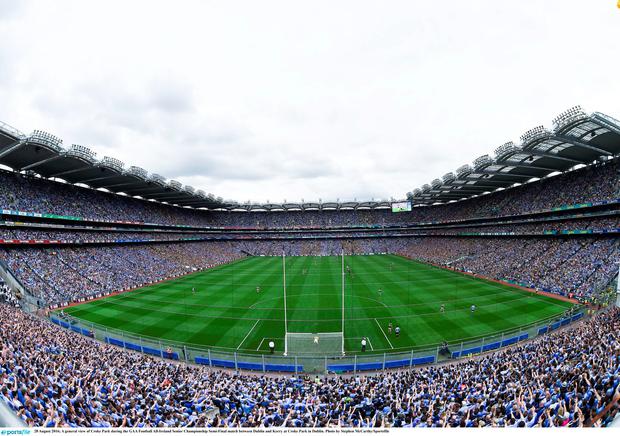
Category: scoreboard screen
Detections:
[{"x1": 391, "y1": 201, "x2": 412, "y2": 213}]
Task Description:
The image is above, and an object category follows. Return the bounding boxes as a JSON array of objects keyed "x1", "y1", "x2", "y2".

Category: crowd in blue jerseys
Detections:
[
  {"x1": 0, "y1": 303, "x2": 618, "y2": 427},
  {"x1": 0, "y1": 215, "x2": 617, "y2": 243},
  {"x1": 0, "y1": 159, "x2": 618, "y2": 228},
  {"x1": 0, "y1": 243, "x2": 244, "y2": 305}
]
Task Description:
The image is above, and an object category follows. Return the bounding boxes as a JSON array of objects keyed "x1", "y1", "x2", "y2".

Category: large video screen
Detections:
[{"x1": 391, "y1": 201, "x2": 412, "y2": 212}]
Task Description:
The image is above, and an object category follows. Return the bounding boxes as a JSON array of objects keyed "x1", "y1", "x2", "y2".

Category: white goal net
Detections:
[{"x1": 284, "y1": 332, "x2": 344, "y2": 356}]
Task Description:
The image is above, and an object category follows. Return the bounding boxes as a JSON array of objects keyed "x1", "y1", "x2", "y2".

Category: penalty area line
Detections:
[
  {"x1": 237, "y1": 319, "x2": 260, "y2": 350},
  {"x1": 375, "y1": 318, "x2": 394, "y2": 349}
]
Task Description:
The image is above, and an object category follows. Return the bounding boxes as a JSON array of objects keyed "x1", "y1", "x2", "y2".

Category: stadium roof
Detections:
[
  {"x1": 0, "y1": 122, "x2": 395, "y2": 211},
  {"x1": 1, "y1": 106, "x2": 619, "y2": 211},
  {"x1": 0, "y1": 124, "x2": 228, "y2": 209},
  {"x1": 407, "y1": 106, "x2": 620, "y2": 205}
]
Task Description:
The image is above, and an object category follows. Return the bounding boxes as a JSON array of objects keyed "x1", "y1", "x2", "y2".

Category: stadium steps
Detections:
[
  {"x1": 576, "y1": 245, "x2": 615, "y2": 292},
  {"x1": 20, "y1": 258, "x2": 62, "y2": 298},
  {"x1": 55, "y1": 252, "x2": 107, "y2": 288},
  {"x1": 0, "y1": 256, "x2": 40, "y2": 306}
]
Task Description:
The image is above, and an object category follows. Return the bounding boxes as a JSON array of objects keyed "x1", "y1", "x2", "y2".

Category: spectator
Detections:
[{"x1": 0, "y1": 303, "x2": 618, "y2": 427}]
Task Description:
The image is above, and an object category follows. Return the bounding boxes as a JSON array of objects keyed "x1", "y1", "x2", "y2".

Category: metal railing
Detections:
[{"x1": 50, "y1": 308, "x2": 586, "y2": 374}]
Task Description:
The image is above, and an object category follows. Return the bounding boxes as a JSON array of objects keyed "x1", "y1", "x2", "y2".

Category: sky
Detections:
[{"x1": 0, "y1": 0, "x2": 618, "y2": 204}]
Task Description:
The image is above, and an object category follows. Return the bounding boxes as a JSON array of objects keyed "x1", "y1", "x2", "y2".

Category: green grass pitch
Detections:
[{"x1": 62, "y1": 254, "x2": 573, "y2": 355}]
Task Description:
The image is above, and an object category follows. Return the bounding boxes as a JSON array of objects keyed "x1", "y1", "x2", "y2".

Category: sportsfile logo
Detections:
[{"x1": 0, "y1": 430, "x2": 31, "y2": 436}]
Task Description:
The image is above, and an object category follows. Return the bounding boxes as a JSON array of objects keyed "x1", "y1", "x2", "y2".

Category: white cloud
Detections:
[{"x1": 0, "y1": 0, "x2": 618, "y2": 203}]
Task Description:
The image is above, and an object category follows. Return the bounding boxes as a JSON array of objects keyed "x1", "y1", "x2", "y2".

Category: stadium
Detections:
[
  {"x1": 1, "y1": 106, "x2": 619, "y2": 428},
  {"x1": 1, "y1": 0, "x2": 620, "y2": 430}
]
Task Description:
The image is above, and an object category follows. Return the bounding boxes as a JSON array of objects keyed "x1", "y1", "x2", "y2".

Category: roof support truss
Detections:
[
  {"x1": 0, "y1": 140, "x2": 23, "y2": 159},
  {"x1": 20, "y1": 154, "x2": 64, "y2": 171},
  {"x1": 553, "y1": 135, "x2": 612, "y2": 156}
]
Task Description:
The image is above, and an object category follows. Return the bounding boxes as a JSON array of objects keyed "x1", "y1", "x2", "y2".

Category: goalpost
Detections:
[{"x1": 282, "y1": 250, "x2": 345, "y2": 356}]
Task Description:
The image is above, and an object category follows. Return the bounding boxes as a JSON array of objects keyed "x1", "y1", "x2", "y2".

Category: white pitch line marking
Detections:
[
  {"x1": 256, "y1": 337, "x2": 267, "y2": 351},
  {"x1": 375, "y1": 318, "x2": 394, "y2": 349},
  {"x1": 351, "y1": 336, "x2": 374, "y2": 351},
  {"x1": 237, "y1": 319, "x2": 260, "y2": 350}
]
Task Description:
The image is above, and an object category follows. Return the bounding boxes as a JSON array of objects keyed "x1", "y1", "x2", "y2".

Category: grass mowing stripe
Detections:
[
  {"x1": 357, "y1": 254, "x2": 458, "y2": 349},
  {"x1": 347, "y1": 255, "x2": 406, "y2": 348},
  {"x1": 64, "y1": 254, "x2": 574, "y2": 354},
  {"x1": 185, "y1": 256, "x2": 282, "y2": 348}
]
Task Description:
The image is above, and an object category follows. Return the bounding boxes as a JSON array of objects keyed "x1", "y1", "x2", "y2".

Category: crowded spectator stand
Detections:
[
  {"x1": 0, "y1": 303, "x2": 618, "y2": 427},
  {"x1": 0, "y1": 108, "x2": 618, "y2": 427}
]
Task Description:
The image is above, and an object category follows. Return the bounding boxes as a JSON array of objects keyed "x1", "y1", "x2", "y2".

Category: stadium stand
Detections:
[
  {"x1": 0, "y1": 243, "x2": 242, "y2": 304},
  {"x1": 0, "y1": 107, "x2": 618, "y2": 427},
  {"x1": 1, "y1": 213, "x2": 618, "y2": 240},
  {"x1": 0, "y1": 159, "x2": 618, "y2": 229},
  {"x1": 0, "y1": 303, "x2": 618, "y2": 427}
]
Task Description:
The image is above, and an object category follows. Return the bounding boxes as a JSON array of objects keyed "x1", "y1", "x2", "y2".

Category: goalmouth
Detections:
[
  {"x1": 284, "y1": 332, "x2": 344, "y2": 357},
  {"x1": 281, "y1": 250, "x2": 346, "y2": 357}
]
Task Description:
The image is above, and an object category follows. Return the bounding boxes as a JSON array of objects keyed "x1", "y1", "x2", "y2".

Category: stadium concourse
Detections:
[{"x1": 0, "y1": 108, "x2": 619, "y2": 427}]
